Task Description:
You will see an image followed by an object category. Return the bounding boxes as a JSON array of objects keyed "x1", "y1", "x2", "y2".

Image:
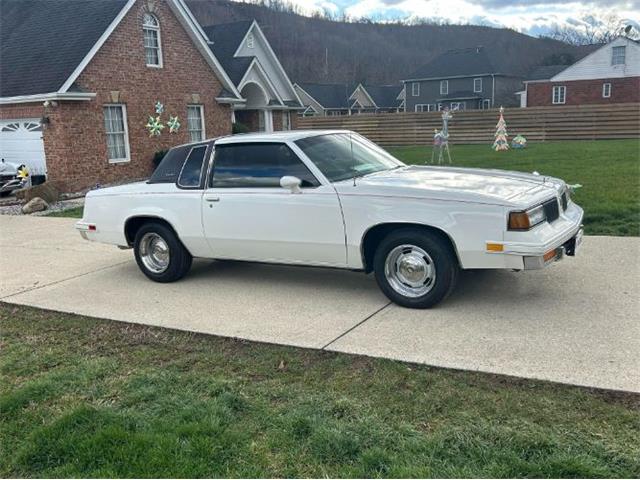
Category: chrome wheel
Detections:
[
  {"x1": 384, "y1": 244, "x2": 436, "y2": 298},
  {"x1": 139, "y1": 232, "x2": 170, "y2": 274}
]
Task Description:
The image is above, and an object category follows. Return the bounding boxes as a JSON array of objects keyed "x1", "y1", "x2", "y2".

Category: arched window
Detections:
[{"x1": 143, "y1": 13, "x2": 162, "y2": 67}]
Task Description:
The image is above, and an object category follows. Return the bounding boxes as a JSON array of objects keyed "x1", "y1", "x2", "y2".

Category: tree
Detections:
[
  {"x1": 492, "y1": 107, "x2": 508, "y2": 152},
  {"x1": 548, "y1": 14, "x2": 639, "y2": 45}
]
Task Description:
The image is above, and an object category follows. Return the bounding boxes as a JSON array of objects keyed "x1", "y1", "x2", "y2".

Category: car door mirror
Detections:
[{"x1": 280, "y1": 175, "x2": 302, "y2": 194}]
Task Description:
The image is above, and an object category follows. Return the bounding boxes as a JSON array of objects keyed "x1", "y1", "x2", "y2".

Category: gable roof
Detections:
[
  {"x1": 406, "y1": 46, "x2": 515, "y2": 81},
  {"x1": 0, "y1": 0, "x2": 242, "y2": 102},
  {"x1": 0, "y1": 0, "x2": 128, "y2": 97},
  {"x1": 296, "y1": 83, "x2": 354, "y2": 109},
  {"x1": 202, "y1": 21, "x2": 254, "y2": 84},
  {"x1": 525, "y1": 65, "x2": 569, "y2": 82},
  {"x1": 362, "y1": 85, "x2": 403, "y2": 108}
]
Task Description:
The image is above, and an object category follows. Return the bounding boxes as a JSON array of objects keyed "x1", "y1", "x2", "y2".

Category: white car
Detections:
[{"x1": 76, "y1": 130, "x2": 583, "y2": 308}]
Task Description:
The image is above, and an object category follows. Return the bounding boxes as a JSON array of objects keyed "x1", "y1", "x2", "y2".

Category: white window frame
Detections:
[
  {"x1": 415, "y1": 104, "x2": 436, "y2": 112},
  {"x1": 474, "y1": 78, "x2": 482, "y2": 93},
  {"x1": 482, "y1": 99, "x2": 491, "y2": 109},
  {"x1": 187, "y1": 105, "x2": 205, "y2": 142},
  {"x1": 552, "y1": 86, "x2": 566, "y2": 104},
  {"x1": 611, "y1": 46, "x2": 626, "y2": 66},
  {"x1": 602, "y1": 82, "x2": 612, "y2": 98},
  {"x1": 440, "y1": 80, "x2": 448, "y2": 95},
  {"x1": 411, "y1": 82, "x2": 420, "y2": 97},
  {"x1": 103, "y1": 104, "x2": 130, "y2": 163},
  {"x1": 143, "y1": 13, "x2": 163, "y2": 68}
]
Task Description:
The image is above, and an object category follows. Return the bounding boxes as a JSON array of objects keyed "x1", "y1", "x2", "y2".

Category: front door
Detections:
[{"x1": 202, "y1": 142, "x2": 346, "y2": 267}]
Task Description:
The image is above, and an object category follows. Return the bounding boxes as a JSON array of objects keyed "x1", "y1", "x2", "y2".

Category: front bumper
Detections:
[{"x1": 522, "y1": 226, "x2": 583, "y2": 270}]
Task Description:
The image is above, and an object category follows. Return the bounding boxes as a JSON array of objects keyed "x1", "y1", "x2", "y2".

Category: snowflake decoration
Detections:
[
  {"x1": 154, "y1": 101, "x2": 164, "y2": 114},
  {"x1": 167, "y1": 115, "x2": 181, "y2": 133},
  {"x1": 146, "y1": 115, "x2": 165, "y2": 137}
]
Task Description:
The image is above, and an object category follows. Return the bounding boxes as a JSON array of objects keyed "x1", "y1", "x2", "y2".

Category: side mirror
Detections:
[{"x1": 280, "y1": 175, "x2": 302, "y2": 194}]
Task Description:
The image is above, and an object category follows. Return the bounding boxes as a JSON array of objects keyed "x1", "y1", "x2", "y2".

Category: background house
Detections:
[
  {"x1": 516, "y1": 65, "x2": 568, "y2": 107},
  {"x1": 294, "y1": 83, "x2": 354, "y2": 116},
  {"x1": 202, "y1": 20, "x2": 302, "y2": 132},
  {"x1": 524, "y1": 37, "x2": 640, "y2": 107},
  {"x1": 349, "y1": 84, "x2": 404, "y2": 113},
  {"x1": 0, "y1": 0, "x2": 242, "y2": 191},
  {"x1": 402, "y1": 46, "x2": 523, "y2": 112}
]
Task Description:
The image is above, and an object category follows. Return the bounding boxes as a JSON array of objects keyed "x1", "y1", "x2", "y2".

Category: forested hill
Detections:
[{"x1": 186, "y1": 0, "x2": 591, "y2": 85}]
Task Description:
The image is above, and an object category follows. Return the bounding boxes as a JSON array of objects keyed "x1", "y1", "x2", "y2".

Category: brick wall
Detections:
[
  {"x1": 527, "y1": 77, "x2": 640, "y2": 107},
  {"x1": 0, "y1": 103, "x2": 43, "y2": 120},
  {"x1": 36, "y1": 0, "x2": 232, "y2": 191}
]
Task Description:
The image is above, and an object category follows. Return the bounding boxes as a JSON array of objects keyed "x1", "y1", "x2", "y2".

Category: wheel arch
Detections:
[
  {"x1": 360, "y1": 222, "x2": 461, "y2": 273},
  {"x1": 124, "y1": 215, "x2": 183, "y2": 248}
]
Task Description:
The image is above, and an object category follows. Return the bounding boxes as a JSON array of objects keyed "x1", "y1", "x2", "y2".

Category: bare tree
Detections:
[{"x1": 549, "y1": 14, "x2": 639, "y2": 45}]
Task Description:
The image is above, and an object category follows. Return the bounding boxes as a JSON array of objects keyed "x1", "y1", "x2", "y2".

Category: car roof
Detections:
[{"x1": 213, "y1": 130, "x2": 352, "y2": 145}]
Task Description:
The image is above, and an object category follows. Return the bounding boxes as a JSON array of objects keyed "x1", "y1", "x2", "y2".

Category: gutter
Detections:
[{"x1": 0, "y1": 92, "x2": 96, "y2": 105}]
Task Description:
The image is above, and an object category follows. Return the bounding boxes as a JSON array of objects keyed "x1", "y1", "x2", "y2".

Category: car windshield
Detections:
[{"x1": 295, "y1": 133, "x2": 403, "y2": 183}]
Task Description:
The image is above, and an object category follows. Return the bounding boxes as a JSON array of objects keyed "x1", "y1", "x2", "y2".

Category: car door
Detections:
[{"x1": 201, "y1": 142, "x2": 347, "y2": 267}]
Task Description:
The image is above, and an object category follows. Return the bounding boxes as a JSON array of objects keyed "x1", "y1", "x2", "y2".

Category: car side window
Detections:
[
  {"x1": 210, "y1": 143, "x2": 320, "y2": 188},
  {"x1": 177, "y1": 145, "x2": 208, "y2": 188},
  {"x1": 148, "y1": 145, "x2": 192, "y2": 184}
]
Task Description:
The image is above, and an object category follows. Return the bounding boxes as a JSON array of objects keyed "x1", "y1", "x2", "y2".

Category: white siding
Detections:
[{"x1": 552, "y1": 37, "x2": 640, "y2": 81}]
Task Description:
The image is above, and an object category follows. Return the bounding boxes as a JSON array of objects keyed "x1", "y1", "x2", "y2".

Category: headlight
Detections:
[{"x1": 508, "y1": 205, "x2": 546, "y2": 230}]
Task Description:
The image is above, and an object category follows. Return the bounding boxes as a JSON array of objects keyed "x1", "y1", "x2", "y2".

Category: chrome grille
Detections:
[{"x1": 543, "y1": 198, "x2": 560, "y2": 223}]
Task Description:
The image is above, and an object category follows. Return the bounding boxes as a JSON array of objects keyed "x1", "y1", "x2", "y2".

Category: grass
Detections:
[
  {"x1": 388, "y1": 139, "x2": 640, "y2": 236},
  {"x1": 1, "y1": 303, "x2": 638, "y2": 478},
  {"x1": 45, "y1": 206, "x2": 84, "y2": 218}
]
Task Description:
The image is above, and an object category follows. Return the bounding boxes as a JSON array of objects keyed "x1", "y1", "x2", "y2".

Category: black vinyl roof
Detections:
[
  {"x1": 406, "y1": 46, "x2": 513, "y2": 81},
  {"x1": 0, "y1": 0, "x2": 128, "y2": 97}
]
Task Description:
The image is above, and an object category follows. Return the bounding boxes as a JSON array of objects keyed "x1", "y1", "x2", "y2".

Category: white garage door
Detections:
[{"x1": 0, "y1": 119, "x2": 47, "y2": 177}]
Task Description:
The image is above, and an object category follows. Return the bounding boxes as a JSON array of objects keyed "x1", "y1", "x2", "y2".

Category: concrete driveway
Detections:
[{"x1": 1, "y1": 215, "x2": 639, "y2": 393}]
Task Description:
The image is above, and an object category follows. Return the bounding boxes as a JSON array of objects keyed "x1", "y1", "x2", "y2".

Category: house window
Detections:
[
  {"x1": 440, "y1": 80, "x2": 448, "y2": 95},
  {"x1": 282, "y1": 111, "x2": 291, "y2": 130},
  {"x1": 411, "y1": 82, "x2": 420, "y2": 97},
  {"x1": 602, "y1": 83, "x2": 612, "y2": 98},
  {"x1": 552, "y1": 86, "x2": 566, "y2": 104},
  {"x1": 611, "y1": 46, "x2": 626, "y2": 65},
  {"x1": 103, "y1": 105, "x2": 130, "y2": 163},
  {"x1": 415, "y1": 104, "x2": 436, "y2": 112},
  {"x1": 247, "y1": 33, "x2": 255, "y2": 49},
  {"x1": 482, "y1": 99, "x2": 491, "y2": 109},
  {"x1": 474, "y1": 78, "x2": 482, "y2": 93},
  {"x1": 143, "y1": 13, "x2": 162, "y2": 67},
  {"x1": 187, "y1": 105, "x2": 205, "y2": 142}
]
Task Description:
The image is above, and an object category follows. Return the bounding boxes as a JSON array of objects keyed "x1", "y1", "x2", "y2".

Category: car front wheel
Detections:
[
  {"x1": 133, "y1": 222, "x2": 192, "y2": 282},
  {"x1": 373, "y1": 228, "x2": 458, "y2": 308}
]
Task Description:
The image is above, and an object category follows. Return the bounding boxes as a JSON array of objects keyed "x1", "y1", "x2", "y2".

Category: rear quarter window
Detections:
[{"x1": 149, "y1": 142, "x2": 210, "y2": 185}]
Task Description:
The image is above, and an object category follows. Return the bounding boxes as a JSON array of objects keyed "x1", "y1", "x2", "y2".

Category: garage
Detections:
[{"x1": 0, "y1": 119, "x2": 47, "y2": 181}]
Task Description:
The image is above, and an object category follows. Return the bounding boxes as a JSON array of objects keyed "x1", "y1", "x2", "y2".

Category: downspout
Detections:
[{"x1": 492, "y1": 74, "x2": 496, "y2": 107}]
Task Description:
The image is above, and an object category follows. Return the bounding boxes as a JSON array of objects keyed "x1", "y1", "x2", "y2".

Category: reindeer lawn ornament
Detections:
[{"x1": 430, "y1": 108, "x2": 453, "y2": 164}]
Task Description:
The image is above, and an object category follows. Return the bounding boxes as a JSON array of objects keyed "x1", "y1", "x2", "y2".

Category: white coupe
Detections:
[{"x1": 77, "y1": 130, "x2": 583, "y2": 308}]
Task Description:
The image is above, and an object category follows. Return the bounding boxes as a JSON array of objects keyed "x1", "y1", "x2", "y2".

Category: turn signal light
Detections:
[
  {"x1": 508, "y1": 212, "x2": 530, "y2": 230},
  {"x1": 543, "y1": 249, "x2": 556, "y2": 262},
  {"x1": 486, "y1": 243, "x2": 504, "y2": 252}
]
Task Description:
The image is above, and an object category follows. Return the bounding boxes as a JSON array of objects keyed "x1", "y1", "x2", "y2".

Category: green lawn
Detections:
[
  {"x1": 388, "y1": 140, "x2": 640, "y2": 236},
  {"x1": 1, "y1": 304, "x2": 638, "y2": 478},
  {"x1": 45, "y1": 206, "x2": 84, "y2": 218}
]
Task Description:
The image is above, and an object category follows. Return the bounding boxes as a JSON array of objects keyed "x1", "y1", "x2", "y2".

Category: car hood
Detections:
[{"x1": 335, "y1": 165, "x2": 564, "y2": 207}]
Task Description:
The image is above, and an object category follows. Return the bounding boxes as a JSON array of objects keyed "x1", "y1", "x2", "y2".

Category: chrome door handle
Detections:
[{"x1": 206, "y1": 197, "x2": 220, "y2": 202}]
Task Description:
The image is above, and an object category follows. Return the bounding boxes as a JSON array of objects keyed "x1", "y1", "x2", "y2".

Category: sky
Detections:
[{"x1": 247, "y1": 0, "x2": 640, "y2": 38}]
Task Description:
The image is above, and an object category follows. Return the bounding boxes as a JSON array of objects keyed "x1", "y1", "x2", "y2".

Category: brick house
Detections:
[
  {"x1": 0, "y1": 0, "x2": 245, "y2": 192},
  {"x1": 202, "y1": 21, "x2": 303, "y2": 132},
  {"x1": 522, "y1": 37, "x2": 640, "y2": 107}
]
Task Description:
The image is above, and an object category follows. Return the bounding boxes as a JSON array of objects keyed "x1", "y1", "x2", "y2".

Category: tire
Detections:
[
  {"x1": 133, "y1": 222, "x2": 192, "y2": 282},
  {"x1": 373, "y1": 228, "x2": 458, "y2": 309}
]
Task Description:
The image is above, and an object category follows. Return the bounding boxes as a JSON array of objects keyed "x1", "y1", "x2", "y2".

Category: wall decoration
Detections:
[
  {"x1": 167, "y1": 115, "x2": 181, "y2": 133},
  {"x1": 146, "y1": 115, "x2": 165, "y2": 137},
  {"x1": 492, "y1": 106, "x2": 509, "y2": 151},
  {"x1": 154, "y1": 101, "x2": 164, "y2": 114}
]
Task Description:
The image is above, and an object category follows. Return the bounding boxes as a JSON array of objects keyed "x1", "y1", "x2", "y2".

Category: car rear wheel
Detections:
[
  {"x1": 134, "y1": 222, "x2": 192, "y2": 282},
  {"x1": 373, "y1": 228, "x2": 458, "y2": 308}
]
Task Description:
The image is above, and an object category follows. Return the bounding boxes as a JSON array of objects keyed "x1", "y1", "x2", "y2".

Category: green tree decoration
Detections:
[
  {"x1": 492, "y1": 106, "x2": 509, "y2": 151},
  {"x1": 146, "y1": 115, "x2": 165, "y2": 137},
  {"x1": 167, "y1": 115, "x2": 181, "y2": 133}
]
